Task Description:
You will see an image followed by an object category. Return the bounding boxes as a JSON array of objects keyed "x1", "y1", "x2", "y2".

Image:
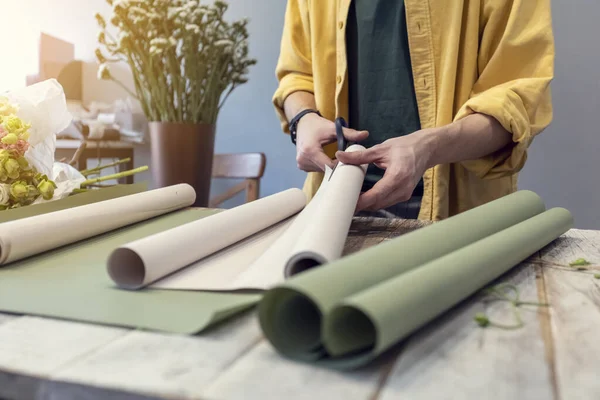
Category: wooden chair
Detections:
[{"x1": 209, "y1": 153, "x2": 266, "y2": 208}]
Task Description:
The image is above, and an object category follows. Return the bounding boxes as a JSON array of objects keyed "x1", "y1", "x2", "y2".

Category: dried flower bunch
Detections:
[
  {"x1": 0, "y1": 98, "x2": 56, "y2": 209},
  {"x1": 95, "y1": 0, "x2": 257, "y2": 124}
]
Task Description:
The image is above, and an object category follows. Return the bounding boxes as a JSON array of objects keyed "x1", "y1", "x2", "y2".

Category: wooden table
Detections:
[{"x1": 0, "y1": 217, "x2": 599, "y2": 400}]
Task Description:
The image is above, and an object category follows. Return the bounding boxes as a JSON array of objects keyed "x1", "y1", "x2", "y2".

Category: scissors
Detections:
[{"x1": 329, "y1": 117, "x2": 352, "y2": 179}]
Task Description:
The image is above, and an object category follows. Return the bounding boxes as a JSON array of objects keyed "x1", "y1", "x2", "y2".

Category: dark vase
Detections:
[{"x1": 148, "y1": 122, "x2": 216, "y2": 207}]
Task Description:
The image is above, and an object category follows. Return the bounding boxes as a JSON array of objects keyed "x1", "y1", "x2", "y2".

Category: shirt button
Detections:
[
  {"x1": 338, "y1": 21, "x2": 344, "y2": 29},
  {"x1": 336, "y1": 75, "x2": 342, "y2": 84}
]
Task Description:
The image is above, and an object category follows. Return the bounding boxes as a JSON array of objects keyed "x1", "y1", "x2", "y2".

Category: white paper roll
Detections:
[
  {"x1": 107, "y1": 188, "x2": 307, "y2": 289},
  {"x1": 284, "y1": 144, "x2": 367, "y2": 275},
  {"x1": 0, "y1": 184, "x2": 196, "y2": 265}
]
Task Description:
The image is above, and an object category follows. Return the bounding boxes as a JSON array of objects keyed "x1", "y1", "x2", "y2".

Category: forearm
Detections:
[
  {"x1": 283, "y1": 91, "x2": 317, "y2": 123},
  {"x1": 423, "y1": 113, "x2": 513, "y2": 169}
]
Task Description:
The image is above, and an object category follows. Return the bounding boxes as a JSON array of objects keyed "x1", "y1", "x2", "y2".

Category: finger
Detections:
[
  {"x1": 356, "y1": 173, "x2": 396, "y2": 211},
  {"x1": 312, "y1": 150, "x2": 335, "y2": 171},
  {"x1": 341, "y1": 127, "x2": 369, "y2": 142},
  {"x1": 335, "y1": 147, "x2": 379, "y2": 166}
]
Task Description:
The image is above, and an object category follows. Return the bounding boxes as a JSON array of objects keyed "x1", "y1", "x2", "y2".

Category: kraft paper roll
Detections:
[
  {"x1": 107, "y1": 188, "x2": 307, "y2": 289},
  {"x1": 0, "y1": 208, "x2": 260, "y2": 334},
  {"x1": 284, "y1": 144, "x2": 368, "y2": 276},
  {"x1": 0, "y1": 184, "x2": 196, "y2": 265},
  {"x1": 258, "y1": 190, "x2": 552, "y2": 365},
  {"x1": 119, "y1": 146, "x2": 366, "y2": 292},
  {"x1": 0, "y1": 183, "x2": 147, "y2": 224}
]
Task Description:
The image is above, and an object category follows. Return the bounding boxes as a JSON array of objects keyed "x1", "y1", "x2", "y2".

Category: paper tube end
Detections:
[{"x1": 107, "y1": 247, "x2": 146, "y2": 289}]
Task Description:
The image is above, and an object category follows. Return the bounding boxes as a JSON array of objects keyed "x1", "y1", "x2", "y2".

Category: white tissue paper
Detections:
[
  {"x1": 5, "y1": 79, "x2": 72, "y2": 179},
  {"x1": 3, "y1": 79, "x2": 81, "y2": 203}
]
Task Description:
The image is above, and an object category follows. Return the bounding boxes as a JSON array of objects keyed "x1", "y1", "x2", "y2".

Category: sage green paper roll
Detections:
[
  {"x1": 321, "y1": 207, "x2": 573, "y2": 368},
  {"x1": 258, "y1": 190, "x2": 546, "y2": 361}
]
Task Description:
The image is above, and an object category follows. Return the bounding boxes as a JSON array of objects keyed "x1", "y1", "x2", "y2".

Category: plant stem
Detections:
[
  {"x1": 80, "y1": 158, "x2": 132, "y2": 176},
  {"x1": 80, "y1": 166, "x2": 148, "y2": 187}
]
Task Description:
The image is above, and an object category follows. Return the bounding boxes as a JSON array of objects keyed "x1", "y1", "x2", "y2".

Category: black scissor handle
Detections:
[{"x1": 335, "y1": 117, "x2": 349, "y2": 152}]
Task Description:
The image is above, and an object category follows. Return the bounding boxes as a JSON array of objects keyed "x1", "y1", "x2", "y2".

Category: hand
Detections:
[
  {"x1": 295, "y1": 113, "x2": 369, "y2": 172},
  {"x1": 335, "y1": 129, "x2": 437, "y2": 212}
]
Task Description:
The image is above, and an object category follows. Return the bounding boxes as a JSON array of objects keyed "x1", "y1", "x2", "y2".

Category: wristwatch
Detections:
[{"x1": 288, "y1": 109, "x2": 321, "y2": 145}]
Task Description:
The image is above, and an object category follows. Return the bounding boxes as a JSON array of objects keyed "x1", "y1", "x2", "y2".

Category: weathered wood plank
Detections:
[
  {"x1": 538, "y1": 229, "x2": 600, "y2": 400},
  {"x1": 202, "y1": 341, "x2": 391, "y2": 400},
  {"x1": 0, "y1": 317, "x2": 127, "y2": 400},
  {"x1": 378, "y1": 263, "x2": 555, "y2": 400},
  {"x1": 49, "y1": 311, "x2": 262, "y2": 400},
  {"x1": 344, "y1": 217, "x2": 429, "y2": 256}
]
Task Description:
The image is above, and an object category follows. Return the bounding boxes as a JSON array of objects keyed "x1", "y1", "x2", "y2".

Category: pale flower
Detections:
[
  {"x1": 4, "y1": 158, "x2": 19, "y2": 180},
  {"x1": 185, "y1": 24, "x2": 201, "y2": 35},
  {"x1": 214, "y1": 39, "x2": 234, "y2": 47},
  {"x1": 98, "y1": 64, "x2": 111, "y2": 80},
  {"x1": 0, "y1": 97, "x2": 18, "y2": 117},
  {"x1": 0, "y1": 184, "x2": 10, "y2": 206},
  {"x1": 150, "y1": 38, "x2": 169, "y2": 48}
]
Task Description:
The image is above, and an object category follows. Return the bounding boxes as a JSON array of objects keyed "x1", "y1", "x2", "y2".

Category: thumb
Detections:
[
  {"x1": 342, "y1": 127, "x2": 369, "y2": 142},
  {"x1": 335, "y1": 147, "x2": 377, "y2": 166}
]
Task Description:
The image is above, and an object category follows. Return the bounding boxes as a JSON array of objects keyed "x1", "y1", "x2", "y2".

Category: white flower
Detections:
[
  {"x1": 0, "y1": 184, "x2": 10, "y2": 206},
  {"x1": 187, "y1": 1, "x2": 198, "y2": 8},
  {"x1": 118, "y1": 32, "x2": 131, "y2": 47},
  {"x1": 130, "y1": 6, "x2": 148, "y2": 15},
  {"x1": 169, "y1": 37, "x2": 178, "y2": 47},
  {"x1": 97, "y1": 64, "x2": 111, "y2": 80},
  {"x1": 150, "y1": 38, "x2": 169, "y2": 48},
  {"x1": 113, "y1": 0, "x2": 129, "y2": 10},
  {"x1": 214, "y1": 39, "x2": 234, "y2": 47},
  {"x1": 185, "y1": 24, "x2": 201, "y2": 34}
]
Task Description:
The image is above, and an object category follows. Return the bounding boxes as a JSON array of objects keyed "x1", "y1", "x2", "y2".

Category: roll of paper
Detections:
[
  {"x1": 0, "y1": 184, "x2": 196, "y2": 265},
  {"x1": 322, "y1": 207, "x2": 573, "y2": 367},
  {"x1": 107, "y1": 188, "x2": 307, "y2": 289},
  {"x1": 258, "y1": 190, "x2": 556, "y2": 366},
  {"x1": 284, "y1": 144, "x2": 368, "y2": 275},
  {"x1": 118, "y1": 147, "x2": 367, "y2": 292}
]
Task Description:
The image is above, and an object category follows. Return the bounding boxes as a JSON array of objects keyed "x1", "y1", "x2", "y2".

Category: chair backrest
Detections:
[
  {"x1": 212, "y1": 153, "x2": 266, "y2": 179},
  {"x1": 209, "y1": 153, "x2": 267, "y2": 207}
]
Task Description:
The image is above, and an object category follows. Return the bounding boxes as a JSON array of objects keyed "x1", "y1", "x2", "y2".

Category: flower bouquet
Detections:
[{"x1": 0, "y1": 79, "x2": 149, "y2": 217}]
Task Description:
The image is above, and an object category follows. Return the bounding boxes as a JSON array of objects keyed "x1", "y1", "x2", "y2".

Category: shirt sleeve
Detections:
[
  {"x1": 453, "y1": 0, "x2": 555, "y2": 179},
  {"x1": 272, "y1": 0, "x2": 314, "y2": 133}
]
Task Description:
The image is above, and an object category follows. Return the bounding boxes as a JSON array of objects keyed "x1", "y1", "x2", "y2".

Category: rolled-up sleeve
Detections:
[
  {"x1": 272, "y1": 0, "x2": 314, "y2": 133},
  {"x1": 454, "y1": 0, "x2": 555, "y2": 179}
]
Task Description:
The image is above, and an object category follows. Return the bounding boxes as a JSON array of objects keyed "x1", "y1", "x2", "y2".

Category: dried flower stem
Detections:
[
  {"x1": 80, "y1": 166, "x2": 148, "y2": 187},
  {"x1": 80, "y1": 158, "x2": 132, "y2": 176}
]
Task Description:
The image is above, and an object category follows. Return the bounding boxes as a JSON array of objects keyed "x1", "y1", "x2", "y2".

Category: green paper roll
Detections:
[
  {"x1": 322, "y1": 207, "x2": 572, "y2": 368},
  {"x1": 258, "y1": 190, "x2": 547, "y2": 363}
]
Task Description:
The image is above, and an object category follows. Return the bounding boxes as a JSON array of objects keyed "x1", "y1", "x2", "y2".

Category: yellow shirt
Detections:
[{"x1": 272, "y1": 0, "x2": 555, "y2": 220}]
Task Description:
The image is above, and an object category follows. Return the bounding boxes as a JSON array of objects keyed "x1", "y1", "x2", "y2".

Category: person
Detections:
[{"x1": 272, "y1": 0, "x2": 555, "y2": 220}]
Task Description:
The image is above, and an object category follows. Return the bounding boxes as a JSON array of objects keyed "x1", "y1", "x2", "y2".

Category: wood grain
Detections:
[
  {"x1": 0, "y1": 317, "x2": 126, "y2": 399},
  {"x1": 537, "y1": 229, "x2": 600, "y2": 400},
  {"x1": 378, "y1": 263, "x2": 554, "y2": 400},
  {"x1": 202, "y1": 341, "x2": 386, "y2": 400},
  {"x1": 0, "y1": 223, "x2": 599, "y2": 400},
  {"x1": 49, "y1": 312, "x2": 262, "y2": 400}
]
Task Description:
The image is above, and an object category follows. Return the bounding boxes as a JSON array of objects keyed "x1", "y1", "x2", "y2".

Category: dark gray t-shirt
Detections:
[{"x1": 346, "y1": 0, "x2": 424, "y2": 217}]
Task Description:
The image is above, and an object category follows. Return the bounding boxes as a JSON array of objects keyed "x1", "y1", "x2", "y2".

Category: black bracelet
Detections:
[{"x1": 289, "y1": 109, "x2": 321, "y2": 145}]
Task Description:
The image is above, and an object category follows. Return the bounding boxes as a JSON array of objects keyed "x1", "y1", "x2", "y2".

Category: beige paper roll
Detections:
[
  {"x1": 0, "y1": 184, "x2": 196, "y2": 265},
  {"x1": 284, "y1": 144, "x2": 367, "y2": 275},
  {"x1": 107, "y1": 188, "x2": 307, "y2": 289}
]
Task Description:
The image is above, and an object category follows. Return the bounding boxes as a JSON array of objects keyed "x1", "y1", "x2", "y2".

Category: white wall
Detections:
[{"x1": 3, "y1": 0, "x2": 599, "y2": 228}]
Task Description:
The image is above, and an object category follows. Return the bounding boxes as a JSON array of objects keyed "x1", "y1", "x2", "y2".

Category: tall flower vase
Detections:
[{"x1": 149, "y1": 122, "x2": 216, "y2": 207}]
